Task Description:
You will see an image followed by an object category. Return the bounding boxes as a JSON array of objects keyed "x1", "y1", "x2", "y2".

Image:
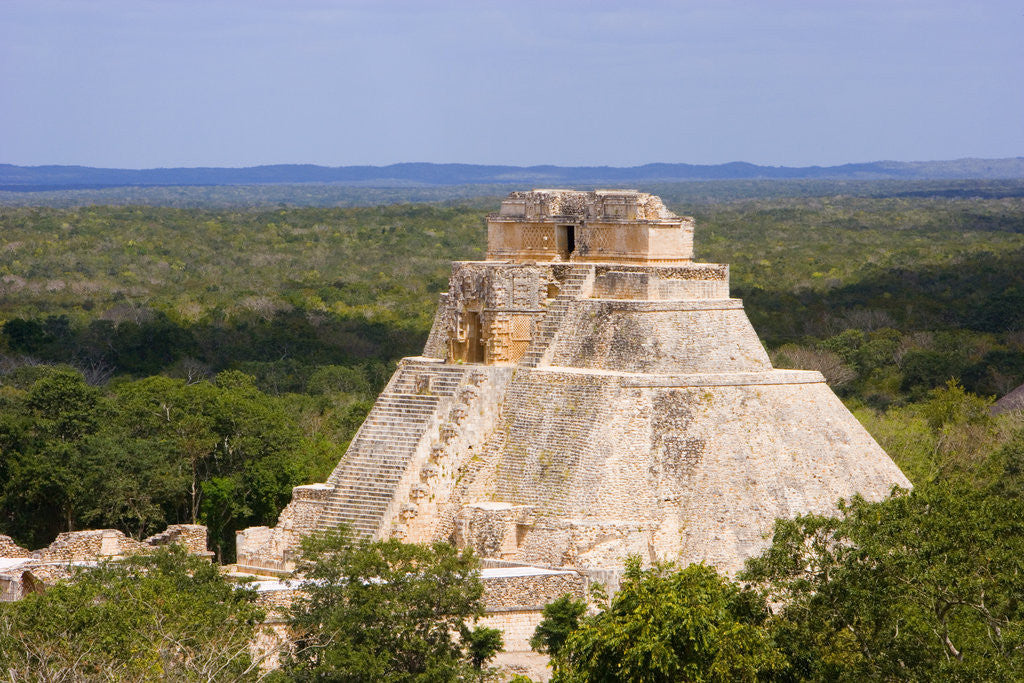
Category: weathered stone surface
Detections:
[
  {"x1": 33, "y1": 529, "x2": 150, "y2": 563},
  {"x1": 144, "y1": 524, "x2": 209, "y2": 554},
  {"x1": 0, "y1": 534, "x2": 31, "y2": 558},
  {"x1": 0, "y1": 525, "x2": 211, "y2": 601}
]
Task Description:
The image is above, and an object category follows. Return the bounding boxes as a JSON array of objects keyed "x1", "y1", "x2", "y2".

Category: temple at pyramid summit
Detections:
[{"x1": 237, "y1": 189, "x2": 911, "y2": 576}]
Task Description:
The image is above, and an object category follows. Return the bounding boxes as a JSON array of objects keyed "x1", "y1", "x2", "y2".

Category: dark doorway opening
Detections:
[
  {"x1": 464, "y1": 311, "x2": 483, "y2": 363},
  {"x1": 559, "y1": 225, "x2": 575, "y2": 260}
]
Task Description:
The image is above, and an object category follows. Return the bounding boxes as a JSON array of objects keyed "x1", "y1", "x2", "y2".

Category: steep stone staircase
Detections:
[
  {"x1": 318, "y1": 359, "x2": 472, "y2": 538},
  {"x1": 520, "y1": 264, "x2": 593, "y2": 368}
]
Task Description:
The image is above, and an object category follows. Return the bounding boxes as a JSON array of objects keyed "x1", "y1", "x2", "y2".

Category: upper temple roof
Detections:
[{"x1": 493, "y1": 189, "x2": 678, "y2": 222}]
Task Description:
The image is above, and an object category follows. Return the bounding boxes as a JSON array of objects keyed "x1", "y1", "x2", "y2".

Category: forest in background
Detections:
[
  {"x1": 3, "y1": 177, "x2": 1024, "y2": 209},
  {"x1": 1, "y1": 180, "x2": 1023, "y2": 562}
]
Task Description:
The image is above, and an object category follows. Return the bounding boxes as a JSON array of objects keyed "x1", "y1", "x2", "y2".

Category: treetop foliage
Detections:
[
  {"x1": 285, "y1": 527, "x2": 501, "y2": 682},
  {"x1": 740, "y1": 476, "x2": 1024, "y2": 681},
  {"x1": 544, "y1": 559, "x2": 783, "y2": 683},
  {"x1": 0, "y1": 364, "x2": 341, "y2": 559},
  {"x1": 0, "y1": 546, "x2": 267, "y2": 681}
]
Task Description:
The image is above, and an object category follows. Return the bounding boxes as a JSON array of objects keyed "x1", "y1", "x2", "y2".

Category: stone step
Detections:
[
  {"x1": 367, "y1": 403, "x2": 439, "y2": 411},
  {"x1": 354, "y1": 423, "x2": 428, "y2": 433},
  {"x1": 362, "y1": 410, "x2": 435, "y2": 420},
  {"x1": 322, "y1": 509, "x2": 387, "y2": 520},
  {"x1": 323, "y1": 510, "x2": 386, "y2": 520},
  {"x1": 323, "y1": 497, "x2": 390, "y2": 507},
  {"x1": 333, "y1": 461, "x2": 413, "y2": 472},
  {"x1": 324, "y1": 491, "x2": 395, "y2": 502},
  {"x1": 344, "y1": 446, "x2": 418, "y2": 455},
  {"x1": 349, "y1": 432, "x2": 422, "y2": 442},
  {"x1": 330, "y1": 471, "x2": 410, "y2": 486},
  {"x1": 329, "y1": 475, "x2": 405, "y2": 485},
  {"x1": 330, "y1": 475, "x2": 407, "y2": 486},
  {"x1": 323, "y1": 518, "x2": 387, "y2": 528},
  {"x1": 322, "y1": 516, "x2": 383, "y2": 525},
  {"x1": 315, "y1": 363, "x2": 473, "y2": 536},
  {"x1": 323, "y1": 508, "x2": 389, "y2": 519},
  {"x1": 372, "y1": 397, "x2": 442, "y2": 406}
]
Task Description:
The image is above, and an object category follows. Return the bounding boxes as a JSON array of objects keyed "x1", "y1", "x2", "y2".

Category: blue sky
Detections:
[{"x1": 1, "y1": 0, "x2": 1021, "y2": 168}]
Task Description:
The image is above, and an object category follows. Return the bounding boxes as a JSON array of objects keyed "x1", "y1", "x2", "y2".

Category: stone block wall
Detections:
[
  {"x1": 477, "y1": 567, "x2": 587, "y2": 652},
  {"x1": 477, "y1": 610, "x2": 547, "y2": 653},
  {"x1": 486, "y1": 190, "x2": 694, "y2": 264},
  {"x1": 548, "y1": 301, "x2": 772, "y2": 374},
  {"x1": 483, "y1": 571, "x2": 587, "y2": 610},
  {"x1": 33, "y1": 529, "x2": 150, "y2": 563},
  {"x1": 143, "y1": 524, "x2": 209, "y2": 554},
  {"x1": 0, "y1": 534, "x2": 32, "y2": 558},
  {"x1": 591, "y1": 263, "x2": 729, "y2": 301}
]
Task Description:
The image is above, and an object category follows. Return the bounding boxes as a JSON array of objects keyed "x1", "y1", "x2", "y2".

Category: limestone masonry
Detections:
[
  {"x1": 237, "y1": 189, "x2": 911, "y2": 579},
  {"x1": 0, "y1": 525, "x2": 210, "y2": 601}
]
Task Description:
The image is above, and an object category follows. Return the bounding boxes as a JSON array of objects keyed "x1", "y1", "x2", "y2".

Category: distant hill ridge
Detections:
[{"x1": 1, "y1": 158, "x2": 1023, "y2": 191}]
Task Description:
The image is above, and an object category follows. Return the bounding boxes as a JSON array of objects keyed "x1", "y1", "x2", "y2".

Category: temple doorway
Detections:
[{"x1": 558, "y1": 225, "x2": 575, "y2": 260}]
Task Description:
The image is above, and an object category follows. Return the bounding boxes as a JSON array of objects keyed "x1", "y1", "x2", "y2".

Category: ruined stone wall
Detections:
[
  {"x1": 26, "y1": 525, "x2": 210, "y2": 563},
  {"x1": 236, "y1": 484, "x2": 332, "y2": 574},
  {"x1": 143, "y1": 524, "x2": 209, "y2": 554},
  {"x1": 246, "y1": 571, "x2": 585, "y2": 658},
  {"x1": 478, "y1": 567, "x2": 585, "y2": 655},
  {"x1": 2, "y1": 526, "x2": 211, "y2": 602},
  {"x1": 0, "y1": 534, "x2": 31, "y2": 558},
  {"x1": 33, "y1": 529, "x2": 150, "y2": 563}
]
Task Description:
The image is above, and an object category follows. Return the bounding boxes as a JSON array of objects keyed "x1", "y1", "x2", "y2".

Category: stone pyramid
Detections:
[{"x1": 237, "y1": 190, "x2": 910, "y2": 575}]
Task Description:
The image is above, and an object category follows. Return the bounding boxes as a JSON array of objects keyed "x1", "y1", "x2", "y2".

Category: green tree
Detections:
[
  {"x1": 741, "y1": 482, "x2": 1024, "y2": 681},
  {"x1": 0, "y1": 546, "x2": 267, "y2": 681},
  {"x1": 551, "y1": 559, "x2": 782, "y2": 683},
  {"x1": 113, "y1": 371, "x2": 308, "y2": 559},
  {"x1": 462, "y1": 623, "x2": 504, "y2": 674},
  {"x1": 0, "y1": 367, "x2": 110, "y2": 544},
  {"x1": 285, "y1": 527, "x2": 497, "y2": 682},
  {"x1": 530, "y1": 593, "x2": 587, "y2": 664}
]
